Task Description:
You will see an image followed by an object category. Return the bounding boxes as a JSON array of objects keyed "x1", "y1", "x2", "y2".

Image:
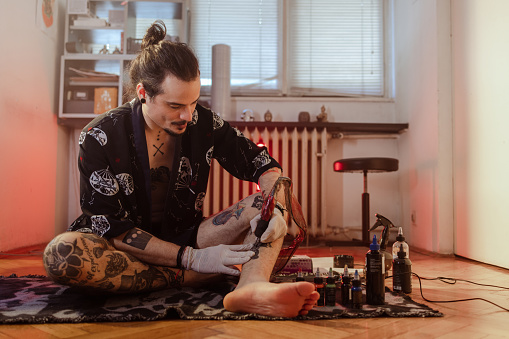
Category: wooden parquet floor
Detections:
[{"x1": 1, "y1": 244, "x2": 508, "y2": 338}]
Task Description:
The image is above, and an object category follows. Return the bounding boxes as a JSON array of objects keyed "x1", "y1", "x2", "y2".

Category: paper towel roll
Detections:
[{"x1": 211, "y1": 44, "x2": 231, "y2": 120}]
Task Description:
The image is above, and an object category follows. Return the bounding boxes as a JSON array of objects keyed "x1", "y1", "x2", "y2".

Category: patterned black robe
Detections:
[{"x1": 68, "y1": 99, "x2": 281, "y2": 246}]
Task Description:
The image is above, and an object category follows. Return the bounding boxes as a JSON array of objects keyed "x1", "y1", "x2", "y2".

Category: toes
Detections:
[
  {"x1": 295, "y1": 282, "x2": 317, "y2": 296},
  {"x1": 299, "y1": 309, "x2": 310, "y2": 316},
  {"x1": 301, "y1": 303, "x2": 314, "y2": 311}
]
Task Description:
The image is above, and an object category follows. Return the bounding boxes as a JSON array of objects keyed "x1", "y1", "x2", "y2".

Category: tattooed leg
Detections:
[
  {"x1": 196, "y1": 192, "x2": 264, "y2": 249},
  {"x1": 43, "y1": 232, "x2": 184, "y2": 293}
]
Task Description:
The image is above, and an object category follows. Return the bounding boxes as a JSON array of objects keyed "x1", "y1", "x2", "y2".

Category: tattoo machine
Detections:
[
  {"x1": 254, "y1": 177, "x2": 290, "y2": 242},
  {"x1": 254, "y1": 176, "x2": 308, "y2": 277}
]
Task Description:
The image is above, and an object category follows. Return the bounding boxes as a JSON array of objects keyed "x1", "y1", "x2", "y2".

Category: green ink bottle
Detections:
[{"x1": 325, "y1": 267, "x2": 337, "y2": 306}]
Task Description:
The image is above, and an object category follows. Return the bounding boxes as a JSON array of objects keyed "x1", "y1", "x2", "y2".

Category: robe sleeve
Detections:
[{"x1": 210, "y1": 112, "x2": 281, "y2": 184}]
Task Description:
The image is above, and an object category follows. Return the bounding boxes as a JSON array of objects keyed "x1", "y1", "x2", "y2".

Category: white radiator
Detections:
[{"x1": 203, "y1": 126, "x2": 328, "y2": 237}]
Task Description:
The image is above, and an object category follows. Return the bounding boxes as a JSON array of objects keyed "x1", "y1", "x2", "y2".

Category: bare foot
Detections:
[{"x1": 223, "y1": 281, "x2": 320, "y2": 318}]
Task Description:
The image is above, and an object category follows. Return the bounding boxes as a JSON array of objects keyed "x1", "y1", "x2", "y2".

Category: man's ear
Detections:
[{"x1": 136, "y1": 83, "x2": 146, "y2": 101}]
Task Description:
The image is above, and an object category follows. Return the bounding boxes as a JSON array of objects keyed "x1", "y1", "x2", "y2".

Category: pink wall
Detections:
[{"x1": 0, "y1": 0, "x2": 64, "y2": 251}]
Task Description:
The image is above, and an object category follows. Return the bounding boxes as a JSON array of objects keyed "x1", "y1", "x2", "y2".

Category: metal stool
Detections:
[{"x1": 332, "y1": 157, "x2": 399, "y2": 245}]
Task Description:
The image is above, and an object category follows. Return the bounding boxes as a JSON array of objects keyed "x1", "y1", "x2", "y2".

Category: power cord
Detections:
[
  {"x1": 411, "y1": 272, "x2": 509, "y2": 312},
  {"x1": 0, "y1": 250, "x2": 43, "y2": 257}
]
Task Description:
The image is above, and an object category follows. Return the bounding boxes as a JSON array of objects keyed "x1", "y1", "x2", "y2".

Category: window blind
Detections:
[
  {"x1": 289, "y1": 0, "x2": 384, "y2": 96},
  {"x1": 189, "y1": 0, "x2": 280, "y2": 95},
  {"x1": 190, "y1": 0, "x2": 384, "y2": 97}
]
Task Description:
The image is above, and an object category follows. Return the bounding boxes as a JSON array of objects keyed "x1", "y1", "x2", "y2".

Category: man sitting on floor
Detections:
[{"x1": 43, "y1": 20, "x2": 319, "y2": 318}]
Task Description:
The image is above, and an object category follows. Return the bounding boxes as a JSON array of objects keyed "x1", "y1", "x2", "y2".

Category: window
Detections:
[{"x1": 190, "y1": 0, "x2": 384, "y2": 97}]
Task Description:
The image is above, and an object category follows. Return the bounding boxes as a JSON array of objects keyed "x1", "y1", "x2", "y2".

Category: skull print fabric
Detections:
[{"x1": 68, "y1": 99, "x2": 280, "y2": 245}]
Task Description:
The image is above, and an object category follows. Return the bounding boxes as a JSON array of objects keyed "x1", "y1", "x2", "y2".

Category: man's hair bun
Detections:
[{"x1": 141, "y1": 20, "x2": 167, "y2": 50}]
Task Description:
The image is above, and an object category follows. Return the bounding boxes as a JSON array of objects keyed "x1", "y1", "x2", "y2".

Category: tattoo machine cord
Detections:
[
  {"x1": 411, "y1": 272, "x2": 509, "y2": 312},
  {"x1": 0, "y1": 250, "x2": 44, "y2": 257}
]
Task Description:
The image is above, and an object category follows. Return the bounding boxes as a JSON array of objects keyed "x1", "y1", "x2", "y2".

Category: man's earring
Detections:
[{"x1": 141, "y1": 98, "x2": 146, "y2": 104}]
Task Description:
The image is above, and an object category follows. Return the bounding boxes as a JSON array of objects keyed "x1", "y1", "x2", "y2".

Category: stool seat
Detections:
[
  {"x1": 332, "y1": 157, "x2": 399, "y2": 245},
  {"x1": 334, "y1": 157, "x2": 399, "y2": 173}
]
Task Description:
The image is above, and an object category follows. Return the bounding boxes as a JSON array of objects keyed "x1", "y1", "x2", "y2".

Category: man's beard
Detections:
[{"x1": 164, "y1": 122, "x2": 188, "y2": 137}]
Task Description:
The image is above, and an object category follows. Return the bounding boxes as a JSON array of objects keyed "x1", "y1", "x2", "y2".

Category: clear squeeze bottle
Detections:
[
  {"x1": 392, "y1": 227, "x2": 409, "y2": 259},
  {"x1": 366, "y1": 234, "x2": 386, "y2": 305},
  {"x1": 392, "y1": 244, "x2": 412, "y2": 294}
]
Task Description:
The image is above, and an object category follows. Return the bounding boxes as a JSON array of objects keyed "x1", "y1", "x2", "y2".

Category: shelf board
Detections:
[
  {"x1": 70, "y1": 25, "x2": 124, "y2": 30},
  {"x1": 69, "y1": 81, "x2": 119, "y2": 86},
  {"x1": 63, "y1": 53, "x2": 136, "y2": 60}
]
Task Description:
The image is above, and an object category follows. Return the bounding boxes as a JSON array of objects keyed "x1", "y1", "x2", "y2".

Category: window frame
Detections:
[{"x1": 189, "y1": 0, "x2": 393, "y2": 100}]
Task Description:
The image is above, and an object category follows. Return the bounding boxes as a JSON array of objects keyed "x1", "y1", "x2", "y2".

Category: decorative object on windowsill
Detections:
[
  {"x1": 112, "y1": 46, "x2": 121, "y2": 54},
  {"x1": 298, "y1": 111, "x2": 310, "y2": 122},
  {"x1": 99, "y1": 45, "x2": 109, "y2": 54},
  {"x1": 264, "y1": 110, "x2": 273, "y2": 122},
  {"x1": 317, "y1": 105, "x2": 328, "y2": 122},
  {"x1": 241, "y1": 109, "x2": 254, "y2": 121}
]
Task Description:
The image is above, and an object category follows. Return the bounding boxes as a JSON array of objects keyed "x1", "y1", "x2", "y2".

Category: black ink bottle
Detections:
[
  {"x1": 325, "y1": 268, "x2": 336, "y2": 306},
  {"x1": 351, "y1": 269, "x2": 363, "y2": 309},
  {"x1": 393, "y1": 244, "x2": 412, "y2": 294},
  {"x1": 314, "y1": 268, "x2": 325, "y2": 306},
  {"x1": 340, "y1": 265, "x2": 352, "y2": 307},
  {"x1": 366, "y1": 235, "x2": 385, "y2": 305}
]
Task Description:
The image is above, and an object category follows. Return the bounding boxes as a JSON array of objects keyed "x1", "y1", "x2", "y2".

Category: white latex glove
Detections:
[
  {"x1": 250, "y1": 208, "x2": 288, "y2": 243},
  {"x1": 182, "y1": 244, "x2": 254, "y2": 276}
]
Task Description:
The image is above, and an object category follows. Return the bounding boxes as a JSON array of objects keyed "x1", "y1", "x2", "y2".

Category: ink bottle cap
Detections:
[
  {"x1": 396, "y1": 227, "x2": 405, "y2": 242},
  {"x1": 296, "y1": 268, "x2": 305, "y2": 282},
  {"x1": 342, "y1": 266, "x2": 351, "y2": 284},
  {"x1": 314, "y1": 268, "x2": 323, "y2": 284},
  {"x1": 370, "y1": 235, "x2": 380, "y2": 251},
  {"x1": 392, "y1": 227, "x2": 410, "y2": 259},
  {"x1": 397, "y1": 244, "x2": 407, "y2": 259},
  {"x1": 326, "y1": 268, "x2": 335, "y2": 284},
  {"x1": 353, "y1": 269, "x2": 360, "y2": 281}
]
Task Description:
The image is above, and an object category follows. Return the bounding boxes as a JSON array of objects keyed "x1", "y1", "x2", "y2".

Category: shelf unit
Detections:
[{"x1": 59, "y1": 0, "x2": 189, "y2": 122}]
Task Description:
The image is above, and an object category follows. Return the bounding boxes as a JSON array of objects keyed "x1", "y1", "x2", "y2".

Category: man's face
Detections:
[{"x1": 142, "y1": 74, "x2": 201, "y2": 136}]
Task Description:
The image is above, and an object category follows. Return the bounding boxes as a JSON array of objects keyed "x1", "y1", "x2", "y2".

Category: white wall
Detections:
[
  {"x1": 0, "y1": 0, "x2": 66, "y2": 251},
  {"x1": 393, "y1": 0, "x2": 454, "y2": 254},
  {"x1": 230, "y1": 97, "x2": 402, "y2": 232},
  {"x1": 452, "y1": 0, "x2": 509, "y2": 269}
]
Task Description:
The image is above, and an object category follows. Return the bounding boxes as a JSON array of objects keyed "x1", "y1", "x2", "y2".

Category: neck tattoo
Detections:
[
  {"x1": 152, "y1": 130, "x2": 164, "y2": 157},
  {"x1": 153, "y1": 143, "x2": 164, "y2": 156}
]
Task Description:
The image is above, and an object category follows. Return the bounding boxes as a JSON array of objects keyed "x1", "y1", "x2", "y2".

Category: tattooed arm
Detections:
[
  {"x1": 110, "y1": 228, "x2": 254, "y2": 275},
  {"x1": 110, "y1": 228, "x2": 181, "y2": 267}
]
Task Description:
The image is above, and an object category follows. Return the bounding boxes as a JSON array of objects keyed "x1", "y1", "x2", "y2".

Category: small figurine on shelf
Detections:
[
  {"x1": 264, "y1": 110, "x2": 273, "y2": 122},
  {"x1": 99, "y1": 45, "x2": 109, "y2": 54},
  {"x1": 112, "y1": 46, "x2": 121, "y2": 54},
  {"x1": 298, "y1": 111, "x2": 310, "y2": 122},
  {"x1": 317, "y1": 105, "x2": 328, "y2": 122},
  {"x1": 241, "y1": 109, "x2": 254, "y2": 121}
]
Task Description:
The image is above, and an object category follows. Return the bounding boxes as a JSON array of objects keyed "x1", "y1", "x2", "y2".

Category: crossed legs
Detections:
[{"x1": 43, "y1": 192, "x2": 318, "y2": 316}]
